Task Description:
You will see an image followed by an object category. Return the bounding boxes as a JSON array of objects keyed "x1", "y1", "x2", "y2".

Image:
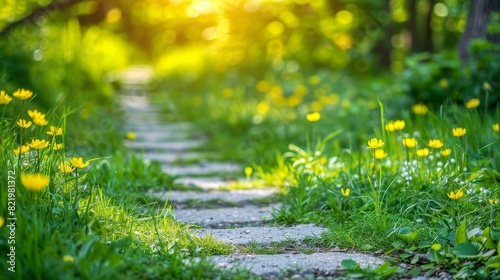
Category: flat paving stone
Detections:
[
  {"x1": 125, "y1": 122, "x2": 195, "y2": 133},
  {"x1": 125, "y1": 131, "x2": 199, "y2": 142},
  {"x1": 163, "y1": 162, "x2": 241, "y2": 176},
  {"x1": 175, "y1": 177, "x2": 238, "y2": 190},
  {"x1": 174, "y1": 204, "x2": 279, "y2": 228},
  {"x1": 197, "y1": 224, "x2": 325, "y2": 246},
  {"x1": 150, "y1": 188, "x2": 277, "y2": 204},
  {"x1": 125, "y1": 139, "x2": 206, "y2": 151},
  {"x1": 140, "y1": 151, "x2": 214, "y2": 163},
  {"x1": 208, "y1": 252, "x2": 385, "y2": 278}
]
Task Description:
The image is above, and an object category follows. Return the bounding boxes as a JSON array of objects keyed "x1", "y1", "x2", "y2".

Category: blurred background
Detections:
[{"x1": 1, "y1": 0, "x2": 499, "y2": 158}]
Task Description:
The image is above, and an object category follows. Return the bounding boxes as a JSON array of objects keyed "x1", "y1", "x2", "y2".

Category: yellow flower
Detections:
[
  {"x1": 308, "y1": 75, "x2": 321, "y2": 85},
  {"x1": 374, "y1": 149, "x2": 387, "y2": 159},
  {"x1": 341, "y1": 188, "x2": 350, "y2": 197},
  {"x1": 385, "y1": 120, "x2": 405, "y2": 132},
  {"x1": 431, "y1": 243, "x2": 442, "y2": 251},
  {"x1": 53, "y1": 143, "x2": 64, "y2": 150},
  {"x1": 70, "y1": 157, "x2": 89, "y2": 168},
  {"x1": 483, "y1": 82, "x2": 491, "y2": 91},
  {"x1": 412, "y1": 104, "x2": 428, "y2": 115},
  {"x1": 47, "y1": 126, "x2": 63, "y2": 136},
  {"x1": 126, "y1": 132, "x2": 136, "y2": 140},
  {"x1": 20, "y1": 173, "x2": 50, "y2": 191},
  {"x1": 28, "y1": 109, "x2": 49, "y2": 126},
  {"x1": 17, "y1": 119, "x2": 32, "y2": 128},
  {"x1": 367, "y1": 138, "x2": 384, "y2": 149},
  {"x1": 493, "y1": 123, "x2": 499, "y2": 132},
  {"x1": 452, "y1": 127, "x2": 466, "y2": 137},
  {"x1": 0, "y1": 90, "x2": 13, "y2": 105},
  {"x1": 59, "y1": 162, "x2": 75, "y2": 173},
  {"x1": 13, "y1": 88, "x2": 33, "y2": 100},
  {"x1": 416, "y1": 148, "x2": 429, "y2": 157},
  {"x1": 306, "y1": 112, "x2": 321, "y2": 122},
  {"x1": 440, "y1": 148, "x2": 451, "y2": 157},
  {"x1": 465, "y1": 98, "x2": 480, "y2": 109},
  {"x1": 0, "y1": 216, "x2": 4, "y2": 228},
  {"x1": 439, "y1": 78, "x2": 448, "y2": 88},
  {"x1": 14, "y1": 145, "x2": 30, "y2": 155},
  {"x1": 428, "y1": 139, "x2": 444, "y2": 149},
  {"x1": 319, "y1": 156, "x2": 327, "y2": 165},
  {"x1": 489, "y1": 198, "x2": 500, "y2": 204},
  {"x1": 63, "y1": 255, "x2": 75, "y2": 263},
  {"x1": 29, "y1": 139, "x2": 49, "y2": 149},
  {"x1": 244, "y1": 167, "x2": 253, "y2": 177},
  {"x1": 447, "y1": 190, "x2": 464, "y2": 200},
  {"x1": 402, "y1": 138, "x2": 418, "y2": 148},
  {"x1": 257, "y1": 102, "x2": 270, "y2": 115}
]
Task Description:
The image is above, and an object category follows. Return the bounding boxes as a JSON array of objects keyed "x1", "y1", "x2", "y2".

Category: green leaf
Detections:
[
  {"x1": 486, "y1": 256, "x2": 500, "y2": 269},
  {"x1": 411, "y1": 255, "x2": 419, "y2": 265},
  {"x1": 453, "y1": 242, "x2": 481, "y2": 258},
  {"x1": 341, "y1": 259, "x2": 359, "y2": 270},
  {"x1": 455, "y1": 220, "x2": 468, "y2": 245},
  {"x1": 374, "y1": 262, "x2": 398, "y2": 276},
  {"x1": 484, "y1": 227, "x2": 495, "y2": 249},
  {"x1": 410, "y1": 268, "x2": 421, "y2": 277}
]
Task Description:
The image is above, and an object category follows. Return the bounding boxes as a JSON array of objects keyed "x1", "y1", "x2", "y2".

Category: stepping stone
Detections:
[
  {"x1": 175, "y1": 177, "x2": 238, "y2": 190},
  {"x1": 174, "y1": 204, "x2": 279, "y2": 228},
  {"x1": 150, "y1": 188, "x2": 277, "y2": 205},
  {"x1": 125, "y1": 131, "x2": 199, "y2": 142},
  {"x1": 141, "y1": 151, "x2": 214, "y2": 164},
  {"x1": 125, "y1": 122, "x2": 194, "y2": 133},
  {"x1": 163, "y1": 162, "x2": 241, "y2": 176},
  {"x1": 208, "y1": 252, "x2": 385, "y2": 278},
  {"x1": 197, "y1": 224, "x2": 326, "y2": 246},
  {"x1": 125, "y1": 139, "x2": 206, "y2": 151}
]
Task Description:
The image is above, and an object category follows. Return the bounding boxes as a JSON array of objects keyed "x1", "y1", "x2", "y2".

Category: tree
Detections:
[{"x1": 458, "y1": 0, "x2": 500, "y2": 60}]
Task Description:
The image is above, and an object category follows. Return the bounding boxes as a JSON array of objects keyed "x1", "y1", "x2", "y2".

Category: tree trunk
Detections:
[{"x1": 459, "y1": 0, "x2": 500, "y2": 60}]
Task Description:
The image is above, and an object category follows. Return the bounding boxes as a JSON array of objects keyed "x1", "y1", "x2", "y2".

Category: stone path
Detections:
[{"x1": 117, "y1": 67, "x2": 391, "y2": 279}]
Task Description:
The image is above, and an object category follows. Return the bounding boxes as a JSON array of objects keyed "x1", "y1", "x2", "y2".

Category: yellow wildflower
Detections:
[
  {"x1": 412, "y1": 104, "x2": 428, "y2": 115},
  {"x1": 416, "y1": 148, "x2": 429, "y2": 157},
  {"x1": 0, "y1": 90, "x2": 13, "y2": 105},
  {"x1": 374, "y1": 149, "x2": 387, "y2": 159},
  {"x1": 385, "y1": 120, "x2": 405, "y2": 132},
  {"x1": 20, "y1": 173, "x2": 50, "y2": 191},
  {"x1": 439, "y1": 79, "x2": 448, "y2": 88},
  {"x1": 341, "y1": 188, "x2": 350, "y2": 197},
  {"x1": 440, "y1": 148, "x2": 451, "y2": 157},
  {"x1": 367, "y1": 138, "x2": 384, "y2": 149},
  {"x1": 63, "y1": 255, "x2": 75, "y2": 263},
  {"x1": 126, "y1": 132, "x2": 136, "y2": 140},
  {"x1": 489, "y1": 198, "x2": 500, "y2": 204},
  {"x1": 13, "y1": 88, "x2": 33, "y2": 100},
  {"x1": 244, "y1": 167, "x2": 253, "y2": 177},
  {"x1": 306, "y1": 112, "x2": 321, "y2": 122},
  {"x1": 0, "y1": 217, "x2": 4, "y2": 228},
  {"x1": 257, "y1": 102, "x2": 270, "y2": 114},
  {"x1": 465, "y1": 98, "x2": 480, "y2": 109},
  {"x1": 428, "y1": 139, "x2": 444, "y2": 149},
  {"x1": 29, "y1": 139, "x2": 49, "y2": 149},
  {"x1": 53, "y1": 143, "x2": 64, "y2": 150},
  {"x1": 14, "y1": 145, "x2": 30, "y2": 155},
  {"x1": 17, "y1": 119, "x2": 32, "y2": 128},
  {"x1": 70, "y1": 157, "x2": 89, "y2": 168},
  {"x1": 452, "y1": 127, "x2": 466, "y2": 137},
  {"x1": 493, "y1": 123, "x2": 499, "y2": 132},
  {"x1": 402, "y1": 138, "x2": 418, "y2": 148},
  {"x1": 447, "y1": 190, "x2": 464, "y2": 200},
  {"x1": 59, "y1": 162, "x2": 75, "y2": 173},
  {"x1": 431, "y1": 243, "x2": 442, "y2": 251},
  {"x1": 28, "y1": 109, "x2": 49, "y2": 126},
  {"x1": 47, "y1": 126, "x2": 63, "y2": 136}
]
